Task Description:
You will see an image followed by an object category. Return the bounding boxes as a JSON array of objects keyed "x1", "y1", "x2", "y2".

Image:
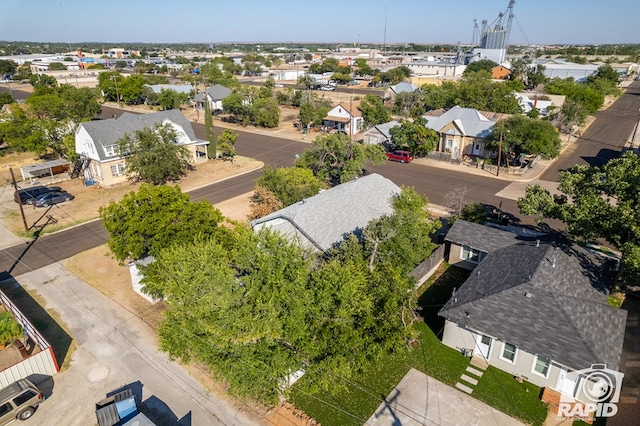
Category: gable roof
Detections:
[
  {"x1": 390, "y1": 82, "x2": 418, "y2": 94},
  {"x1": 251, "y1": 173, "x2": 400, "y2": 252},
  {"x1": 366, "y1": 120, "x2": 401, "y2": 139},
  {"x1": 78, "y1": 110, "x2": 196, "y2": 161},
  {"x1": 445, "y1": 220, "x2": 518, "y2": 253},
  {"x1": 203, "y1": 84, "x2": 232, "y2": 101},
  {"x1": 422, "y1": 106, "x2": 495, "y2": 139},
  {"x1": 439, "y1": 242, "x2": 627, "y2": 371}
]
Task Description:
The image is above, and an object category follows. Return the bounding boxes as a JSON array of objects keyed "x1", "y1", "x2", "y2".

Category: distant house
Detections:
[
  {"x1": 195, "y1": 84, "x2": 233, "y2": 111},
  {"x1": 74, "y1": 110, "x2": 208, "y2": 186},
  {"x1": 439, "y1": 220, "x2": 627, "y2": 412},
  {"x1": 362, "y1": 120, "x2": 400, "y2": 146},
  {"x1": 251, "y1": 173, "x2": 400, "y2": 252},
  {"x1": 513, "y1": 92, "x2": 564, "y2": 116},
  {"x1": 422, "y1": 105, "x2": 496, "y2": 159},
  {"x1": 323, "y1": 103, "x2": 363, "y2": 135},
  {"x1": 384, "y1": 82, "x2": 419, "y2": 104},
  {"x1": 491, "y1": 65, "x2": 511, "y2": 80}
]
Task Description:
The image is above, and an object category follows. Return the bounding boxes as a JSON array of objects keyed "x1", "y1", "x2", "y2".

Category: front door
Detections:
[
  {"x1": 476, "y1": 334, "x2": 492, "y2": 360},
  {"x1": 473, "y1": 142, "x2": 481, "y2": 156}
]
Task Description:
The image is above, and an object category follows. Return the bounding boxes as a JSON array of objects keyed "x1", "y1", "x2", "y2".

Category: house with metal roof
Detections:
[
  {"x1": 422, "y1": 105, "x2": 497, "y2": 160},
  {"x1": 74, "y1": 109, "x2": 208, "y2": 186},
  {"x1": 439, "y1": 220, "x2": 627, "y2": 408},
  {"x1": 144, "y1": 84, "x2": 194, "y2": 95},
  {"x1": 362, "y1": 120, "x2": 400, "y2": 146},
  {"x1": 251, "y1": 173, "x2": 400, "y2": 252}
]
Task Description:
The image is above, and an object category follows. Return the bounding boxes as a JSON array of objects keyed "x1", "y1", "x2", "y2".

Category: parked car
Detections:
[
  {"x1": 14, "y1": 186, "x2": 63, "y2": 204},
  {"x1": 32, "y1": 191, "x2": 74, "y2": 207},
  {"x1": 320, "y1": 85, "x2": 335, "y2": 91},
  {"x1": 385, "y1": 150, "x2": 414, "y2": 163},
  {"x1": 0, "y1": 379, "x2": 44, "y2": 424}
]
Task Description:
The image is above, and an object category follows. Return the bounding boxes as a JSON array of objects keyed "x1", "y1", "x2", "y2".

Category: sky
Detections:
[{"x1": 0, "y1": 0, "x2": 637, "y2": 46}]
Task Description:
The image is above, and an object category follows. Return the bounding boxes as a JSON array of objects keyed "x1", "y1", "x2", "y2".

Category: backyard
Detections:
[{"x1": 290, "y1": 262, "x2": 549, "y2": 426}]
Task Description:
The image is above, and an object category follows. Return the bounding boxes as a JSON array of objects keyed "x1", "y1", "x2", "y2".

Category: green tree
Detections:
[
  {"x1": 204, "y1": 99, "x2": 216, "y2": 158},
  {"x1": 99, "y1": 184, "x2": 227, "y2": 263},
  {"x1": 251, "y1": 97, "x2": 280, "y2": 128},
  {"x1": 117, "y1": 123, "x2": 193, "y2": 185},
  {"x1": 0, "y1": 93, "x2": 14, "y2": 106},
  {"x1": 29, "y1": 74, "x2": 57, "y2": 89},
  {"x1": 217, "y1": 129, "x2": 238, "y2": 160},
  {"x1": 359, "y1": 94, "x2": 391, "y2": 126},
  {"x1": 517, "y1": 152, "x2": 640, "y2": 286},
  {"x1": 97, "y1": 71, "x2": 122, "y2": 102},
  {"x1": 157, "y1": 88, "x2": 187, "y2": 110},
  {"x1": 118, "y1": 74, "x2": 146, "y2": 104},
  {"x1": 486, "y1": 115, "x2": 561, "y2": 159},
  {"x1": 222, "y1": 92, "x2": 251, "y2": 125},
  {"x1": 256, "y1": 167, "x2": 324, "y2": 207},
  {"x1": 389, "y1": 118, "x2": 439, "y2": 156},
  {"x1": 297, "y1": 74, "x2": 317, "y2": 90},
  {"x1": 0, "y1": 60, "x2": 18, "y2": 76},
  {"x1": 463, "y1": 59, "x2": 498, "y2": 75},
  {"x1": 297, "y1": 132, "x2": 386, "y2": 185}
]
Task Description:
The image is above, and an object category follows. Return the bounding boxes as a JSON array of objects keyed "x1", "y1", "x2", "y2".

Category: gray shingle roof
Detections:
[
  {"x1": 145, "y1": 84, "x2": 194, "y2": 94},
  {"x1": 422, "y1": 105, "x2": 495, "y2": 138},
  {"x1": 390, "y1": 82, "x2": 418, "y2": 94},
  {"x1": 445, "y1": 220, "x2": 518, "y2": 254},
  {"x1": 203, "y1": 84, "x2": 232, "y2": 101},
  {"x1": 251, "y1": 173, "x2": 400, "y2": 251},
  {"x1": 439, "y1": 242, "x2": 627, "y2": 371},
  {"x1": 371, "y1": 120, "x2": 401, "y2": 139},
  {"x1": 78, "y1": 110, "x2": 196, "y2": 161}
]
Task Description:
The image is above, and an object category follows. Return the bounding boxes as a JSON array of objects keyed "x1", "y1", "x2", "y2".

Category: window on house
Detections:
[
  {"x1": 532, "y1": 355, "x2": 550, "y2": 377},
  {"x1": 110, "y1": 163, "x2": 126, "y2": 177},
  {"x1": 501, "y1": 342, "x2": 517, "y2": 363},
  {"x1": 104, "y1": 145, "x2": 117, "y2": 156},
  {"x1": 460, "y1": 245, "x2": 482, "y2": 263}
]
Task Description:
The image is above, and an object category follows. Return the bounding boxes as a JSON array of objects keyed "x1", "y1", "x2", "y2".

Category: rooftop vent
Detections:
[{"x1": 525, "y1": 292, "x2": 533, "y2": 299}]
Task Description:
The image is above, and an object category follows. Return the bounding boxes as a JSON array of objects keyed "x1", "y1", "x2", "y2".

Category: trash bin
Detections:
[{"x1": 303, "y1": 128, "x2": 308, "y2": 135}]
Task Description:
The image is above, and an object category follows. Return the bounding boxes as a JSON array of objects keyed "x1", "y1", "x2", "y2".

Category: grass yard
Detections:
[{"x1": 290, "y1": 263, "x2": 549, "y2": 426}]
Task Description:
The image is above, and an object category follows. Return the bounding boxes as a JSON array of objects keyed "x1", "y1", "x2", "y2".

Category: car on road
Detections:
[
  {"x1": 15, "y1": 186, "x2": 63, "y2": 204},
  {"x1": 386, "y1": 150, "x2": 414, "y2": 163},
  {"x1": 320, "y1": 85, "x2": 335, "y2": 91},
  {"x1": 0, "y1": 379, "x2": 44, "y2": 424},
  {"x1": 32, "y1": 191, "x2": 74, "y2": 207}
]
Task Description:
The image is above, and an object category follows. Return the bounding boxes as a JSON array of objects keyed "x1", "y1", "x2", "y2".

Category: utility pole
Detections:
[
  {"x1": 9, "y1": 168, "x2": 28, "y2": 231},
  {"x1": 111, "y1": 75, "x2": 121, "y2": 107},
  {"x1": 497, "y1": 124, "x2": 503, "y2": 177}
]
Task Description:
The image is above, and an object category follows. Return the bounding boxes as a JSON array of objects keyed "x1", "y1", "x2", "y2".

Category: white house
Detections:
[{"x1": 323, "y1": 103, "x2": 363, "y2": 135}]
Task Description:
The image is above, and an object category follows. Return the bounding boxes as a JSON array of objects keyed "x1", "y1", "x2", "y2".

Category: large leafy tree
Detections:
[
  {"x1": 118, "y1": 74, "x2": 146, "y2": 104},
  {"x1": 297, "y1": 132, "x2": 386, "y2": 185},
  {"x1": 117, "y1": 123, "x2": 193, "y2": 185},
  {"x1": 256, "y1": 166, "x2": 324, "y2": 207},
  {"x1": 463, "y1": 59, "x2": 498, "y2": 75},
  {"x1": 251, "y1": 97, "x2": 280, "y2": 128},
  {"x1": 486, "y1": 115, "x2": 561, "y2": 160},
  {"x1": 157, "y1": 88, "x2": 188, "y2": 110},
  {"x1": 389, "y1": 118, "x2": 438, "y2": 156},
  {"x1": 99, "y1": 184, "x2": 227, "y2": 263},
  {"x1": 359, "y1": 94, "x2": 391, "y2": 127},
  {"x1": 517, "y1": 152, "x2": 640, "y2": 286},
  {"x1": 0, "y1": 60, "x2": 17, "y2": 76}
]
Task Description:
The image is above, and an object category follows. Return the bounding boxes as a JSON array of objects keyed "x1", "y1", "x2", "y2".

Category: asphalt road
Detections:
[{"x1": 2, "y1": 82, "x2": 640, "y2": 275}]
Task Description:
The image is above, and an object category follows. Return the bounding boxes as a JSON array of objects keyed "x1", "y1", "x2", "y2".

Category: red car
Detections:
[{"x1": 386, "y1": 150, "x2": 414, "y2": 163}]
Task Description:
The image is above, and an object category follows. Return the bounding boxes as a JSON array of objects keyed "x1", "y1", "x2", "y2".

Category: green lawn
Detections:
[{"x1": 290, "y1": 263, "x2": 549, "y2": 426}]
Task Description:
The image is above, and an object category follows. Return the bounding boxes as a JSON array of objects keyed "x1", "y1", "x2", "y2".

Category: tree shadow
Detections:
[{"x1": 580, "y1": 148, "x2": 621, "y2": 168}]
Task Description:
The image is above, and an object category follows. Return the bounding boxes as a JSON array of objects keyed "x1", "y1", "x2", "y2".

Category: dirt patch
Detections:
[{"x1": 0, "y1": 156, "x2": 262, "y2": 236}]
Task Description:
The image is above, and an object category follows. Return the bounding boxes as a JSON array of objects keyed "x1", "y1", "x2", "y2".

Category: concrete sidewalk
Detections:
[{"x1": 366, "y1": 368, "x2": 523, "y2": 426}]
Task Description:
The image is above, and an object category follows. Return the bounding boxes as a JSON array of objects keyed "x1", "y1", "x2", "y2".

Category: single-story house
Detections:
[
  {"x1": 74, "y1": 109, "x2": 208, "y2": 186},
  {"x1": 384, "y1": 82, "x2": 419, "y2": 104},
  {"x1": 251, "y1": 173, "x2": 400, "y2": 252},
  {"x1": 439, "y1": 220, "x2": 627, "y2": 411},
  {"x1": 362, "y1": 120, "x2": 400, "y2": 146},
  {"x1": 323, "y1": 103, "x2": 363, "y2": 136},
  {"x1": 422, "y1": 105, "x2": 496, "y2": 159},
  {"x1": 513, "y1": 92, "x2": 565, "y2": 116},
  {"x1": 195, "y1": 84, "x2": 233, "y2": 111}
]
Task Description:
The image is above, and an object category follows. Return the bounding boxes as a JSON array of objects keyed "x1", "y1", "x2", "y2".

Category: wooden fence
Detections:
[{"x1": 410, "y1": 244, "x2": 446, "y2": 288}]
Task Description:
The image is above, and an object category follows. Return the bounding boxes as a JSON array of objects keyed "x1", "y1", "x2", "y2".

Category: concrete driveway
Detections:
[
  {"x1": 5, "y1": 263, "x2": 260, "y2": 426},
  {"x1": 366, "y1": 369, "x2": 522, "y2": 426}
]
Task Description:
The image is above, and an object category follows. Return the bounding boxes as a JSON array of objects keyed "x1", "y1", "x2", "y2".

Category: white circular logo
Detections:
[{"x1": 582, "y1": 370, "x2": 615, "y2": 403}]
